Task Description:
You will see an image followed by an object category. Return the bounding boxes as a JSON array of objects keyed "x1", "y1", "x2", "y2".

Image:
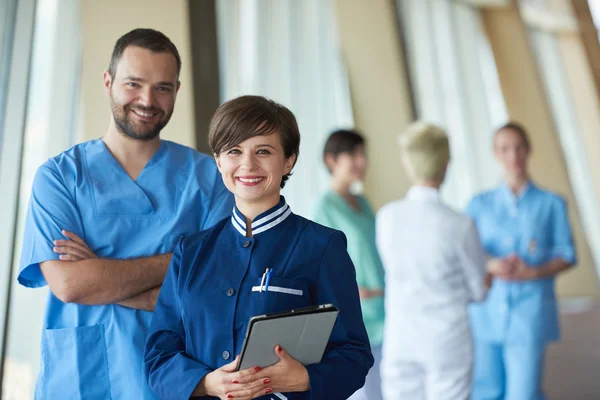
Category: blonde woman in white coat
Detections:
[{"x1": 376, "y1": 122, "x2": 490, "y2": 400}]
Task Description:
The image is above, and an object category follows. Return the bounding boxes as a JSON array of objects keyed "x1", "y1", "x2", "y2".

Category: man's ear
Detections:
[{"x1": 103, "y1": 70, "x2": 113, "y2": 96}]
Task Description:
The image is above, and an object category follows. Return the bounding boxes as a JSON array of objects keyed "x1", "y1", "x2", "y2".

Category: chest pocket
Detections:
[{"x1": 250, "y1": 277, "x2": 311, "y2": 315}]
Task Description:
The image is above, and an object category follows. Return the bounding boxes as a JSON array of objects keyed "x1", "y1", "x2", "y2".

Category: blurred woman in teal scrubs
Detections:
[
  {"x1": 312, "y1": 129, "x2": 385, "y2": 400},
  {"x1": 467, "y1": 122, "x2": 577, "y2": 400}
]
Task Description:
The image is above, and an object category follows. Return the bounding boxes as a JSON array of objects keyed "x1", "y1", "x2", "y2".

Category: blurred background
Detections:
[{"x1": 0, "y1": 0, "x2": 599, "y2": 398}]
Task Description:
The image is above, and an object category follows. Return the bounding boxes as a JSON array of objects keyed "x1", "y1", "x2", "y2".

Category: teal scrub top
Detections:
[{"x1": 312, "y1": 190, "x2": 385, "y2": 346}]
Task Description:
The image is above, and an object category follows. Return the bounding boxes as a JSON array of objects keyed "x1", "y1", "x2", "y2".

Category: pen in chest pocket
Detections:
[
  {"x1": 259, "y1": 268, "x2": 272, "y2": 292},
  {"x1": 265, "y1": 268, "x2": 273, "y2": 291},
  {"x1": 253, "y1": 268, "x2": 303, "y2": 296}
]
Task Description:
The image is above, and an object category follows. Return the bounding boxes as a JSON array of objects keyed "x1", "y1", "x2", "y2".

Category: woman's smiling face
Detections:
[{"x1": 216, "y1": 131, "x2": 296, "y2": 209}]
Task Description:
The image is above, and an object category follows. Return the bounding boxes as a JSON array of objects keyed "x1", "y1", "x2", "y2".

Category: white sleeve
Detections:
[
  {"x1": 456, "y1": 218, "x2": 489, "y2": 302},
  {"x1": 376, "y1": 208, "x2": 392, "y2": 271}
]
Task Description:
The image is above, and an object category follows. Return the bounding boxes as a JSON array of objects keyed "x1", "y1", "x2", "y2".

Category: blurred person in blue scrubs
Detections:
[
  {"x1": 312, "y1": 129, "x2": 385, "y2": 400},
  {"x1": 468, "y1": 122, "x2": 577, "y2": 400},
  {"x1": 18, "y1": 29, "x2": 233, "y2": 399},
  {"x1": 377, "y1": 122, "x2": 489, "y2": 400},
  {"x1": 144, "y1": 95, "x2": 373, "y2": 400}
]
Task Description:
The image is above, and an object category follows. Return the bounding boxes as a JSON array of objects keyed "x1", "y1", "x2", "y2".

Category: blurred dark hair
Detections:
[
  {"x1": 208, "y1": 95, "x2": 300, "y2": 188},
  {"x1": 108, "y1": 28, "x2": 181, "y2": 79},
  {"x1": 323, "y1": 129, "x2": 365, "y2": 160},
  {"x1": 495, "y1": 122, "x2": 531, "y2": 150}
]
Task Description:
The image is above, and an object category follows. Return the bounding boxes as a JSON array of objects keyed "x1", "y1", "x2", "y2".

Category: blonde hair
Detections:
[{"x1": 398, "y1": 121, "x2": 450, "y2": 183}]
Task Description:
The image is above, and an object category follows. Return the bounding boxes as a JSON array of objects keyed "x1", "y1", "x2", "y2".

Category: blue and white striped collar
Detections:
[{"x1": 230, "y1": 197, "x2": 293, "y2": 237}]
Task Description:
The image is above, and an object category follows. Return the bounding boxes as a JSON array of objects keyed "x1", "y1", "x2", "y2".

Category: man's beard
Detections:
[{"x1": 110, "y1": 97, "x2": 173, "y2": 141}]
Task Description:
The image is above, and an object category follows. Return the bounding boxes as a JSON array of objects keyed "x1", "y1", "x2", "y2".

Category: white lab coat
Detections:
[{"x1": 376, "y1": 186, "x2": 488, "y2": 400}]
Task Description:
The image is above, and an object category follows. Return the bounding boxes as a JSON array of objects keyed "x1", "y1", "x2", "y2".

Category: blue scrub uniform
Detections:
[
  {"x1": 466, "y1": 182, "x2": 576, "y2": 400},
  {"x1": 145, "y1": 197, "x2": 374, "y2": 400},
  {"x1": 18, "y1": 139, "x2": 234, "y2": 399}
]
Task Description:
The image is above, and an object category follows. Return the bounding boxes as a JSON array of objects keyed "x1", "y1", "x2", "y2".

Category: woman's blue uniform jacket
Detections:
[{"x1": 144, "y1": 198, "x2": 374, "y2": 400}]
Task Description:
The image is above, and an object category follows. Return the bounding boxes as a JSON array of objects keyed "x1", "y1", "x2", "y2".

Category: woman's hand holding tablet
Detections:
[{"x1": 197, "y1": 355, "x2": 270, "y2": 399}]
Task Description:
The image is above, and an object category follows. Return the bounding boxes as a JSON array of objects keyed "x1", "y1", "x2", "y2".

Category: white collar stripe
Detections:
[
  {"x1": 252, "y1": 207, "x2": 292, "y2": 235},
  {"x1": 252, "y1": 203, "x2": 289, "y2": 228},
  {"x1": 232, "y1": 208, "x2": 245, "y2": 227},
  {"x1": 230, "y1": 201, "x2": 292, "y2": 236},
  {"x1": 232, "y1": 215, "x2": 245, "y2": 232},
  {"x1": 231, "y1": 216, "x2": 246, "y2": 236}
]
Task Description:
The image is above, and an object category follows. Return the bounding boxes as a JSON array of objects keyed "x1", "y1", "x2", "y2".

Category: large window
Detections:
[
  {"x1": 0, "y1": 0, "x2": 81, "y2": 397},
  {"x1": 0, "y1": 0, "x2": 17, "y2": 156},
  {"x1": 397, "y1": 0, "x2": 507, "y2": 209},
  {"x1": 522, "y1": 0, "x2": 600, "y2": 277},
  {"x1": 0, "y1": 0, "x2": 36, "y2": 394}
]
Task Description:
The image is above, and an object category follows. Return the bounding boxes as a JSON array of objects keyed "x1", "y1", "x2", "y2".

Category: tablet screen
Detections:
[{"x1": 237, "y1": 304, "x2": 339, "y2": 371}]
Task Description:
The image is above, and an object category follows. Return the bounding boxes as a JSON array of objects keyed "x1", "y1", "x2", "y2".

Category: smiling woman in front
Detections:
[{"x1": 144, "y1": 95, "x2": 373, "y2": 400}]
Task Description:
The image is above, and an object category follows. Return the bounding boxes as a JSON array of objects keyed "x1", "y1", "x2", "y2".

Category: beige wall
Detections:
[
  {"x1": 79, "y1": 0, "x2": 196, "y2": 147},
  {"x1": 332, "y1": 0, "x2": 414, "y2": 209},
  {"x1": 482, "y1": 2, "x2": 598, "y2": 297}
]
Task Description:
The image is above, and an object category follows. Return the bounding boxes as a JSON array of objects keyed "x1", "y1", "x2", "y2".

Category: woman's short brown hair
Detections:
[{"x1": 208, "y1": 95, "x2": 300, "y2": 188}]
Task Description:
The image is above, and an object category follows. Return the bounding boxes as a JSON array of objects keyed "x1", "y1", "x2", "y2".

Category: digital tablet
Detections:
[{"x1": 236, "y1": 304, "x2": 339, "y2": 371}]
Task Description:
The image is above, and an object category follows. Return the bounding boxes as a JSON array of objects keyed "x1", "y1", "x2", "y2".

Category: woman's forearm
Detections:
[{"x1": 533, "y1": 258, "x2": 572, "y2": 279}]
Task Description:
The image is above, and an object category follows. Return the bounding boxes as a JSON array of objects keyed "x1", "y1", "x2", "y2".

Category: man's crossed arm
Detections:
[{"x1": 40, "y1": 230, "x2": 170, "y2": 311}]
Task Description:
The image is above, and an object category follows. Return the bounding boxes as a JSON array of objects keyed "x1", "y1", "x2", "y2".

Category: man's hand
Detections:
[{"x1": 53, "y1": 230, "x2": 97, "y2": 261}]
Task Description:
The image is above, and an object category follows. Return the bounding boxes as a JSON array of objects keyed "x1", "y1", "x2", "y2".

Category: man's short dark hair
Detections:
[{"x1": 108, "y1": 28, "x2": 181, "y2": 79}]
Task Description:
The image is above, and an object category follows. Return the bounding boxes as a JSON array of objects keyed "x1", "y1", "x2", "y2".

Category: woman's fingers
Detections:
[
  {"x1": 229, "y1": 365, "x2": 263, "y2": 384},
  {"x1": 226, "y1": 378, "x2": 271, "y2": 399},
  {"x1": 216, "y1": 358, "x2": 269, "y2": 398}
]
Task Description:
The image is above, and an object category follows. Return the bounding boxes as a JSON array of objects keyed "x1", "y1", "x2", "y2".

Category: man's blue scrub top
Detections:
[{"x1": 18, "y1": 139, "x2": 234, "y2": 399}]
